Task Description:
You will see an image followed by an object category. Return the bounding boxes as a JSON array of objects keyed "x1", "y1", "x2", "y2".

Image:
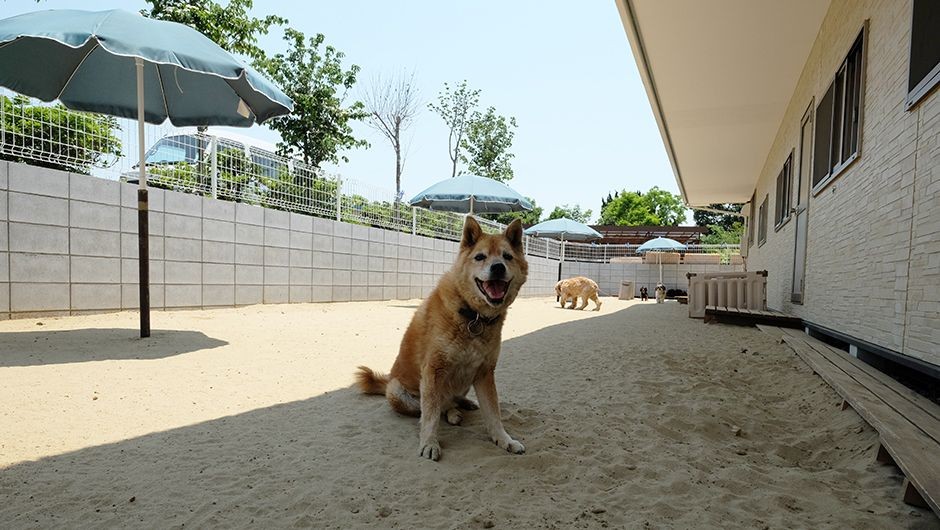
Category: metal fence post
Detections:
[
  {"x1": 209, "y1": 135, "x2": 218, "y2": 199},
  {"x1": 411, "y1": 207, "x2": 417, "y2": 235},
  {"x1": 335, "y1": 177, "x2": 342, "y2": 222}
]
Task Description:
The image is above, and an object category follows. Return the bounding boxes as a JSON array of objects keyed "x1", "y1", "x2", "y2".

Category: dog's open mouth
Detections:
[{"x1": 475, "y1": 278, "x2": 510, "y2": 305}]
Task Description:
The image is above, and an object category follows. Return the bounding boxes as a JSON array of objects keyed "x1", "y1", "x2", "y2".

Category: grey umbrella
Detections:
[
  {"x1": 525, "y1": 217, "x2": 603, "y2": 282},
  {"x1": 408, "y1": 174, "x2": 533, "y2": 214},
  {"x1": 0, "y1": 9, "x2": 293, "y2": 336}
]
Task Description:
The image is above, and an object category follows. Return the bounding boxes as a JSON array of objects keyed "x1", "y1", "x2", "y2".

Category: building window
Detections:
[
  {"x1": 813, "y1": 28, "x2": 866, "y2": 193},
  {"x1": 907, "y1": 0, "x2": 940, "y2": 109},
  {"x1": 757, "y1": 195, "x2": 768, "y2": 247},
  {"x1": 774, "y1": 153, "x2": 793, "y2": 229},
  {"x1": 747, "y1": 192, "x2": 755, "y2": 247}
]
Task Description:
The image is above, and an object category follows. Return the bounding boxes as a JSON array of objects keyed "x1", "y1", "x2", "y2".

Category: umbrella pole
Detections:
[
  {"x1": 659, "y1": 252, "x2": 663, "y2": 285},
  {"x1": 469, "y1": 196, "x2": 474, "y2": 216},
  {"x1": 136, "y1": 58, "x2": 151, "y2": 338}
]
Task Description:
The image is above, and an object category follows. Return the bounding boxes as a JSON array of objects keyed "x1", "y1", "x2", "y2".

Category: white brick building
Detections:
[{"x1": 618, "y1": 0, "x2": 939, "y2": 372}]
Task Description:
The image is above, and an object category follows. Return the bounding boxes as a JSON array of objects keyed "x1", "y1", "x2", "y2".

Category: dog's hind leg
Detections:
[
  {"x1": 385, "y1": 378, "x2": 420, "y2": 417},
  {"x1": 591, "y1": 293, "x2": 602, "y2": 311},
  {"x1": 454, "y1": 393, "x2": 478, "y2": 410}
]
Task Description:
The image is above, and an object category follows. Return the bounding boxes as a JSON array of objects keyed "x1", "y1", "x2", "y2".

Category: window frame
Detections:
[
  {"x1": 906, "y1": 0, "x2": 940, "y2": 110},
  {"x1": 757, "y1": 195, "x2": 768, "y2": 247},
  {"x1": 812, "y1": 24, "x2": 868, "y2": 196},
  {"x1": 774, "y1": 151, "x2": 794, "y2": 231},
  {"x1": 747, "y1": 192, "x2": 756, "y2": 248}
]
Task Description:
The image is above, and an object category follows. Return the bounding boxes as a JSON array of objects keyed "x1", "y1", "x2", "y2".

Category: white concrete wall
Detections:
[
  {"x1": 745, "y1": 0, "x2": 939, "y2": 366},
  {"x1": 0, "y1": 162, "x2": 558, "y2": 319},
  {"x1": 561, "y1": 261, "x2": 742, "y2": 297}
]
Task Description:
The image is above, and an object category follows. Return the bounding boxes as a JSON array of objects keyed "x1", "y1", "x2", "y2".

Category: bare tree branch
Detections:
[{"x1": 363, "y1": 70, "x2": 420, "y2": 200}]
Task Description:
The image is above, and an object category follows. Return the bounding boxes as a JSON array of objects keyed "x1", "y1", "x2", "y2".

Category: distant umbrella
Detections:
[
  {"x1": 408, "y1": 174, "x2": 532, "y2": 214},
  {"x1": 637, "y1": 237, "x2": 687, "y2": 285},
  {"x1": 637, "y1": 236, "x2": 686, "y2": 253},
  {"x1": 525, "y1": 218, "x2": 601, "y2": 282},
  {"x1": 0, "y1": 9, "x2": 293, "y2": 337},
  {"x1": 524, "y1": 217, "x2": 602, "y2": 242}
]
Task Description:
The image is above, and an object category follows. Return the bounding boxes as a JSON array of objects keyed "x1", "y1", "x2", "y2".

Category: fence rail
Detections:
[{"x1": 0, "y1": 90, "x2": 741, "y2": 263}]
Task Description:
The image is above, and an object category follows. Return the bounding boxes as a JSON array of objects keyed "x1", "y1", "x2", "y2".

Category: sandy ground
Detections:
[{"x1": 0, "y1": 298, "x2": 936, "y2": 529}]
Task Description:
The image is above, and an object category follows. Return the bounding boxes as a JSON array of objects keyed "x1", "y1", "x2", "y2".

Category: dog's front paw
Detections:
[
  {"x1": 494, "y1": 437, "x2": 525, "y2": 454},
  {"x1": 419, "y1": 441, "x2": 441, "y2": 461}
]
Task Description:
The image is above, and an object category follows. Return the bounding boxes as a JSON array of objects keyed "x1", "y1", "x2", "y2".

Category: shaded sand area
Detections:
[{"x1": 1, "y1": 298, "x2": 936, "y2": 528}]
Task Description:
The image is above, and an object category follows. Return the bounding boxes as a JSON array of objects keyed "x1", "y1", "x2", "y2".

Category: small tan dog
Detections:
[
  {"x1": 356, "y1": 217, "x2": 528, "y2": 461},
  {"x1": 554, "y1": 276, "x2": 602, "y2": 311}
]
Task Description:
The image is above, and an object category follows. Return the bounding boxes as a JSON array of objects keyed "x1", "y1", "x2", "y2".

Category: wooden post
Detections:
[
  {"x1": 902, "y1": 479, "x2": 929, "y2": 508},
  {"x1": 874, "y1": 443, "x2": 895, "y2": 465}
]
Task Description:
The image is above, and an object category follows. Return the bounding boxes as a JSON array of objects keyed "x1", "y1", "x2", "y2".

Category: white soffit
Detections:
[{"x1": 618, "y1": 0, "x2": 830, "y2": 206}]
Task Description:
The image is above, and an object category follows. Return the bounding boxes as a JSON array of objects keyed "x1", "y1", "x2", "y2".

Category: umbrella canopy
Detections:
[
  {"x1": 636, "y1": 236, "x2": 687, "y2": 253},
  {"x1": 408, "y1": 174, "x2": 532, "y2": 214},
  {"x1": 637, "y1": 237, "x2": 686, "y2": 286},
  {"x1": 0, "y1": 9, "x2": 293, "y2": 338},
  {"x1": 0, "y1": 9, "x2": 292, "y2": 125},
  {"x1": 524, "y1": 217, "x2": 602, "y2": 241}
]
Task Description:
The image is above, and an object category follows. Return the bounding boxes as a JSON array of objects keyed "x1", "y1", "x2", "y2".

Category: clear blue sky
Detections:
[{"x1": 2, "y1": 0, "x2": 682, "y2": 224}]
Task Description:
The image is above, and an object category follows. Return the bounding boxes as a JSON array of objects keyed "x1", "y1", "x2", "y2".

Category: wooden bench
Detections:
[
  {"x1": 704, "y1": 305, "x2": 803, "y2": 328},
  {"x1": 759, "y1": 325, "x2": 940, "y2": 517}
]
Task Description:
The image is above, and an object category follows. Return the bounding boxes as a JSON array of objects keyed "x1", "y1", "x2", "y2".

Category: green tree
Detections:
[
  {"x1": 460, "y1": 106, "x2": 517, "y2": 182},
  {"x1": 598, "y1": 191, "x2": 660, "y2": 225},
  {"x1": 598, "y1": 187, "x2": 685, "y2": 226},
  {"x1": 693, "y1": 203, "x2": 743, "y2": 231},
  {"x1": 0, "y1": 95, "x2": 122, "y2": 174},
  {"x1": 257, "y1": 28, "x2": 369, "y2": 168},
  {"x1": 547, "y1": 204, "x2": 592, "y2": 223},
  {"x1": 142, "y1": 0, "x2": 286, "y2": 63},
  {"x1": 700, "y1": 221, "x2": 745, "y2": 263},
  {"x1": 428, "y1": 81, "x2": 480, "y2": 178},
  {"x1": 701, "y1": 221, "x2": 745, "y2": 245},
  {"x1": 643, "y1": 186, "x2": 687, "y2": 225},
  {"x1": 482, "y1": 197, "x2": 542, "y2": 226}
]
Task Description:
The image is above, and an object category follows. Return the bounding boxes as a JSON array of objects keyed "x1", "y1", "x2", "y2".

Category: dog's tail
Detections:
[{"x1": 355, "y1": 366, "x2": 389, "y2": 395}]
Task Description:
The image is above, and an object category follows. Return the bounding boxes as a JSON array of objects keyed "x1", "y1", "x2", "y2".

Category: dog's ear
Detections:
[
  {"x1": 504, "y1": 219, "x2": 524, "y2": 251},
  {"x1": 461, "y1": 216, "x2": 483, "y2": 249}
]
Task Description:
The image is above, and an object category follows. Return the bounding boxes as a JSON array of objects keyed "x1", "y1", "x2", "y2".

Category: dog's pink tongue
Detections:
[{"x1": 483, "y1": 280, "x2": 508, "y2": 300}]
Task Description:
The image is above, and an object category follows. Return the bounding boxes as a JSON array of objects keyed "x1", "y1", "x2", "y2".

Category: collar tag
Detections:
[{"x1": 467, "y1": 314, "x2": 484, "y2": 336}]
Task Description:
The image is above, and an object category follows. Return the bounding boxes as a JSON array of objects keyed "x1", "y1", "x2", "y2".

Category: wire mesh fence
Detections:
[{"x1": 0, "y1": 89, "x2": 741, "y2": 264}]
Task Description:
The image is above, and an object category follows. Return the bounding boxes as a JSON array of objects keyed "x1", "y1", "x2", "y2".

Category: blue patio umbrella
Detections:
[
  {"x1": 525, "y1": 217, "x2": 602, "y2": 282},
  {"x1": 524, "y1": 217, "x2": 602, "y2": 242},
  {"x1": 408, "y1": 174, "x2": 532, "y2": 215},
  {"x1": 637, "y1": 237, "x2": 687, "y2": 285},
  {"x1": 0, "y1": 9, "x2": 293, "y2": 337}
]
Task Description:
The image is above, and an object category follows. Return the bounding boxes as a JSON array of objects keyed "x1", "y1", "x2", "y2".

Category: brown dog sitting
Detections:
[{"x1": 355, "y1": 217, "x2": 528, "y2": 461}]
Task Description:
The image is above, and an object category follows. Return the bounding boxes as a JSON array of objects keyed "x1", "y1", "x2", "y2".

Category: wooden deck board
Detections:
[
  {"x1": 763, "y1": 326, "x2": 940, "y2": 516},
  {"x1": 777, "y1": 328, "x2": 940, "y2": 441},
  {"x1": 704, "y1": 306, "x2": 803, "y2": 329}
]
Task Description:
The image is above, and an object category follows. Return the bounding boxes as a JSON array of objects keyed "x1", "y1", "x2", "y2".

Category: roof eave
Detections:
[{"x1": 615, "y1": 0, "x2": 691, "y2": 207}]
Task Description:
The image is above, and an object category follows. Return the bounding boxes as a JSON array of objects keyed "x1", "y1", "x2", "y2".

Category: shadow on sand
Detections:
[
  {"x1": 0, "y1": 304, "x2": 927, "y2": 528},
  {"x1": 0, "y1": 328, "x2": 228, "y2": 367}
]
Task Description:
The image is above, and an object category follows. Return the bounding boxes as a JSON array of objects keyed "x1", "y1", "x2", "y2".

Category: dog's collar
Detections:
[{"x1": 458, "y1": 305, "x2": 499, "y2": 336}]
